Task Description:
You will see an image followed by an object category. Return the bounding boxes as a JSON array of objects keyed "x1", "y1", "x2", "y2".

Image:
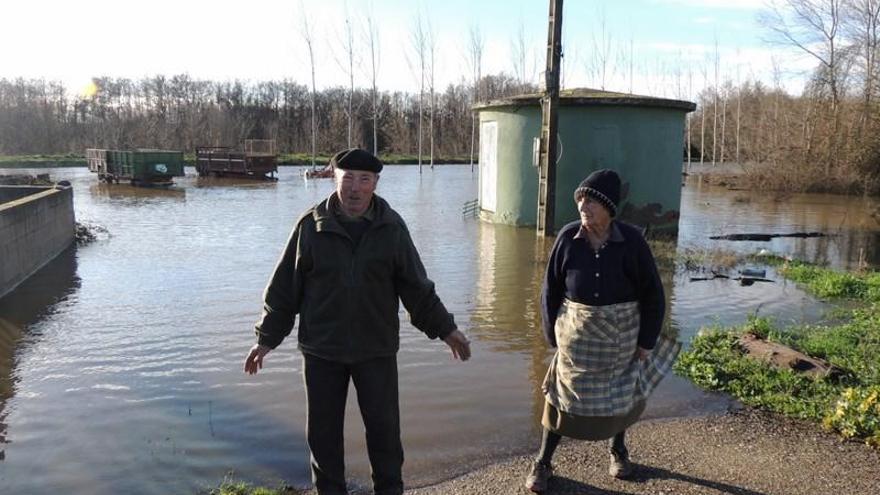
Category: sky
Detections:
[{"x1": 0, "y1": 0, "x2": 817, "y2": 99}]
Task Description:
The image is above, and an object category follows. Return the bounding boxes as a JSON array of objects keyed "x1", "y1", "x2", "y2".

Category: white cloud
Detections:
[
  {"x1": 646, "y1": 42, "x2": 716, "y2": 57},
  {"x1": 561, "y1": 40, "x2": 812, "y2": 97},
  {"x1": 654, "y1": 0, "x2": 764, "y2": 8},
  {"x1": 694, "y1": 16, "x2": 717, "y2": 24}
]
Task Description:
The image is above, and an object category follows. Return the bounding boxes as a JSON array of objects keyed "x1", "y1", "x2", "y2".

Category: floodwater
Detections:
[{"x1": 1, "y1": 166, "x2": 878, "y2": 494}]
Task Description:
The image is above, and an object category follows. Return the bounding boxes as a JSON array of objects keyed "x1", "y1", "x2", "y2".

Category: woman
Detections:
[{"x1": 525, "y1": 169, "x2": 680, "y2": 493}]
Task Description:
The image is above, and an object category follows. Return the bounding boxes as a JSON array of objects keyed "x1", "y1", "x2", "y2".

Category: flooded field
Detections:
[{"x1": 1, "y1": 166, "x2": 878, "y2": 494}]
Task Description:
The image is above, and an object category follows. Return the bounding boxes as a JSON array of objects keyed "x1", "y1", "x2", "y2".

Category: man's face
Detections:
[{"x1": 335, "y1": 168, "x2": 379, "y2": 216}]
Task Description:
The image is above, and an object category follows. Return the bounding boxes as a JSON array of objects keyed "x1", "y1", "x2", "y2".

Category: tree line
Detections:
[
  {"x1": 0, "y1": 74, "x2": 533, "y2": 161},
  {"x1": 685, "y1": 0, "x2": 880, "y2": 195},
  {"x1": 4, "y1": 1, "x2": 880, "y2": 194}
]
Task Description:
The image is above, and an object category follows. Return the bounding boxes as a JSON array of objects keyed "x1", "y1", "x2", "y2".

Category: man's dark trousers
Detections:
[{"x1": 303, "y1": 353, "x2": 404, "y2": 495}]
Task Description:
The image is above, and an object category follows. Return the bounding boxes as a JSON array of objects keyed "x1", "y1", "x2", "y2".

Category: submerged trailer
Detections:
[
  {"x1": 195, "y1": 139, "x2": 278, "y2": 180},
  {"x1": 86, "y1": 148, "x2": 185, "y2": 187}
]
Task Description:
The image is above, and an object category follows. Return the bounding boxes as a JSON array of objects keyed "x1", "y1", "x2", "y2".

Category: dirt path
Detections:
[{"x1": 403, "y1": 409, "x2": 879, "y2": 495}]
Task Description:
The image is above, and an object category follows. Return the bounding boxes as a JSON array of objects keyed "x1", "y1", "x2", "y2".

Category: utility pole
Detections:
[{"x1": 537, "y1": 0, "x2": 563, "y2": 237}]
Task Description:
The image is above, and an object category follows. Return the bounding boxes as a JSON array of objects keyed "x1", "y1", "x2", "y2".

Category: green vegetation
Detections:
[
  {"x1": 677, "y1": 246, "x2": 743, "y2": 272},
  {"x1": 675, "y1": 260, "x2": 880, "y2": 447},
  {"x1": 278, "y1": 152, "x2": 472, "y2": 166},
  {"x1": 782, "y1": 263, "x2": 880, "y2": 301},
  {"x1": 0, "y1": 153, "x2": 85, "y2": 167},
  {"x1": 648, "y1": 238, "x2": 677, "y2": 274},
  {"x1": 205, "y1": 481, "x2": 302, "y2": 495},
  {"x1": 0, "y1": 153, "x2": 474, "y2": 168}
]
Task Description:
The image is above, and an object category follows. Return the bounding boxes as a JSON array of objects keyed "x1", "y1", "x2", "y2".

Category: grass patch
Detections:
[
  {"x1": 676, "y1": 318, "x2": 847, "y2": 420},
  {"x1": 204, "y1": 480, "x2": 304, "y2": 495},
  {"x1": 648, "y1": 238, "x2": 677, "y2": 274},
  {"x1": 677, "y1": 246, "x2": 742, "y2": 273},
  {"x1": 675, "y1": 262, "x2": 880, "y2": 447},
  {"x1": 0, "y1": 153, "x2": 85, "y2": 167},
  {"x1": 780, "y1": 261, "x2": 880, "y2": 301}
]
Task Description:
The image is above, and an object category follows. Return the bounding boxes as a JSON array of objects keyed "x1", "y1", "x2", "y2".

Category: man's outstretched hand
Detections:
[
  {"x1": 443, "y1": 329, "x2": 471, "y2": 361},
  {"x1": 244, "y1": 344, "x2": 271, "y2": 374}
]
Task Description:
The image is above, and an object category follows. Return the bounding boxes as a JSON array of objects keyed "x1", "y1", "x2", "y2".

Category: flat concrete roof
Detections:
[{"x1": 474, "y1": 87, "x2": 696, "y2": 112}]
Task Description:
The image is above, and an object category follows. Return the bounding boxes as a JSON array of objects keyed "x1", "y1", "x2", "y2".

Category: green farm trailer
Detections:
[{"x1": 86, "y1": 149, "x2": 185, "y2": 187}]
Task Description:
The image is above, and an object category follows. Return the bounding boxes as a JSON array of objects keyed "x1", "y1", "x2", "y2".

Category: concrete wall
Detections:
[
  {"x1": 0, "y1": 185, "x2": 47, "y2": 203},
  {"x1": 0, "y1": 185, "x2": 76, "y2": 300}
]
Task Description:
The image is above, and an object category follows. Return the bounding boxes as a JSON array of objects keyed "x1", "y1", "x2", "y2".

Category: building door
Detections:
[{"x1": 479, "y1": 121, "x2": 498, "y2": 212}]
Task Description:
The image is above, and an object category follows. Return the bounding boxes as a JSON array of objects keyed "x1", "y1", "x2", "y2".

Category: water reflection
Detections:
[
  {"x1": 472, "y1": 222, "x2": 548, "y2": 352},
  {"x1": 88, "y1": 183, "x2": 186, "y2": 203},
  {"x1": 681, "y1": 178, "x2": 880, "y2": 270},
  {"x1": 468, "y1": 219, "x2": 707, "y2": 427},
  {"x1": 1, "y1": 166, "x2": 878, "y2": 494},
  {"x1": 470, "y1": 222, "x2": 553, "y2": 431},
  {"x1": 192, "y1": 176, "x2": 279, "y2": 189},
  {"x1": 0, "y1": 247, "x2": 80, "y2": 457}
]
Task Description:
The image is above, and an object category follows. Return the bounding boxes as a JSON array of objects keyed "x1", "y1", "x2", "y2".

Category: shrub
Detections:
[{"x1": 823, "y1": 386, "x2": 880, "y2": 447}]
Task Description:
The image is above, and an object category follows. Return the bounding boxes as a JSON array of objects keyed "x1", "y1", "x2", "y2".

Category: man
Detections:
[{"x1": 243, "y1": 148, "x2": 471, "y2": 495}]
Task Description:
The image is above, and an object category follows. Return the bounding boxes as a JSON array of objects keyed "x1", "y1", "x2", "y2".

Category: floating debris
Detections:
[
  {"x1": 739, "y1": 332, "x2": 845, "y2": 380},
  {"x1": 689, "y1": 268, "x2": 774, "y2": 286},
  {"x1": 75, "y1": 222, "x2": 109, "y2": 245},
  {"x1": 740, "y1": 267, "x2": 767, "y2": 278},
  {"x1": 710, "y1": 232, "x2": 827, "y2": 241}
]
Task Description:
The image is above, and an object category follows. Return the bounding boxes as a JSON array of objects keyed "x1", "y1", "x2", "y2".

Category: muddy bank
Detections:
[{"x1": 399, "y1": 409, "x2": 879, "y2": 495}]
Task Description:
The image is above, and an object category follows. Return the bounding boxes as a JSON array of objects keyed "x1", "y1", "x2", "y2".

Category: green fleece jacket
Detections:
[{"x1": 254, "y1": 193, "x2": 457, "y2": 363}]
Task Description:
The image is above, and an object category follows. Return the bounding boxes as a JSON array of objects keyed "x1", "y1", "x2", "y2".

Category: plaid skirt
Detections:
[{"x1": 542, "y1": 299, "x2": 680, "y2": 418}]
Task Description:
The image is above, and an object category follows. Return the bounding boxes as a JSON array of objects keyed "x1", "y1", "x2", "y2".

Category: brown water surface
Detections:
[{"x1": 0, "y1": 166, "x2": 877, "y2": 494}]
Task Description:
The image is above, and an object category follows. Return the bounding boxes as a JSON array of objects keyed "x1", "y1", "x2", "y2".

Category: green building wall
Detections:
[{"x1": 477, "y1": 102, "x2": 690, "y2": 234}]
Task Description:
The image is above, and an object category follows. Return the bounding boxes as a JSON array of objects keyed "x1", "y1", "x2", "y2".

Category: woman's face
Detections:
[{"x1": 577, "y1": 195, "x2": 612, "y2": 233}]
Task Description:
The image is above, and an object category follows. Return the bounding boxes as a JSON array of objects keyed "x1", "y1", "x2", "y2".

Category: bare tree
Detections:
[
  {"x1": 466, "y1": 23, "x2": 484, "y2": 172},
  {"x1": 407, "y1": 10, "x2": 428, "y2": 173},
  {"x1": 363, "y1": 8, "x2": 382, "y2": 155},
  {"x1": 762, "y1": 0, "x2": 846, "y2": 107},
  {"x1": 761, "y1": 0, "x2": 846, "y2": 174},
  {"x1": 511, "y1": 19, "x2": 531, "y2": 89},
  {"x1": 332, "y1": 1, "x2": 358, "y2": 148},
  {"x1": 735, "y1": 55, "x2": 743, "y2": 163},
  {"x1": 720, "y1": 82, "x2": 728, "y2": 164},
  {"x1": 700, "y1": 61, "x2": 708, "y2": 164},
  {"x1": 844, "y1": 0, "x2": 880, "y2": 131},
  {"x1": 673, "y1": 51, "x2": 684, "y2": 101},
  {"x1": 771, "y1": 56, "x2": 784, "y2": 156},
  {"x1": 560, "y1": 22, "x2": 576, "y2": 90},
  {"x1": 586, "y1": 8, "x2": 615, "y2": 90},
  {"x1": 686, "y1": 66, "x2": 694, "y2": 170},
  {"x1": 427, "y1": 16, "x2": 437, "y2": 169},
  {"x1": 629, "y1": 35, "x2": 635, "y2": 93},
  {"x1": 299, "y1": 0, "x2": 318, "y2": 168},
  {"x1": 712, "y1": 38, "x2": 720, "y2": 165}
]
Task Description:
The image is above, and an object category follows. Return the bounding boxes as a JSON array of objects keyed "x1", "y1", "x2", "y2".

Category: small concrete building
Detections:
[
  {"x1": 0, "y1": 184, "x2": 76, "y2": 300},
  {"x1": 474, "y1": 88, "x2": 695, "y2": 234}
]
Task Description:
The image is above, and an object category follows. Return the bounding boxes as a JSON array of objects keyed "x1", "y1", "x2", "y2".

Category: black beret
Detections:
[
  {"x1": 574, "y1": 168, "x2": 621, "y2": 217},
  {"x1": 330, "y1": 148, "x2": 383, "y2": 173}
]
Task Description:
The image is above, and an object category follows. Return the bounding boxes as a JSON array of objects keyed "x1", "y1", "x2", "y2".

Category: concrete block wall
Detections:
[
  {"x1": 0, "y1": 186, "x2": 76, "y2": 300},
  {"x1": 0, "y1": 185, "x2": 47, "y2": 203}
]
